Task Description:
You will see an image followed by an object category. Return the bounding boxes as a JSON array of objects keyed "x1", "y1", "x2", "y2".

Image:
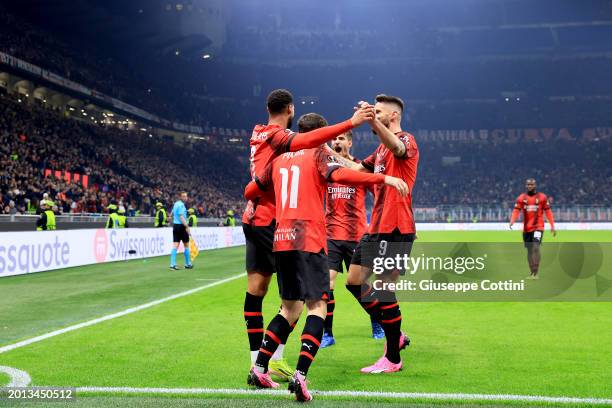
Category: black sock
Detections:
[
  {"x1": 324, "y1": 290, "x2": 335, "y2": 336},
  {"x1": 255, "y1": 314, "x2": 291, "y2": 373},
  {"x1": 379, "y1": 292, "x2": 402, "y2": 364},
  {"x1": 244, "y1": 292, "x2": 264, "y2": 352},
  {"x1": 346, "y1": 284, "x2": 381, "y2": 320},
  {"x1": 296, "y1": 315, "x2": 325, "y2": 376}
]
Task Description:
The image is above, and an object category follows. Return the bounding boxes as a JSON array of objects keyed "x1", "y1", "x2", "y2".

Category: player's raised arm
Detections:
[
  {"x1": 288, "y1": 107, "x2": 375, "y2": 152},
  {"x1": 356, "y1": 97, "x2": 407, "y2": 157},
  {"x1": 369, "y1": 118, "x2": 406, "y2": 157}
]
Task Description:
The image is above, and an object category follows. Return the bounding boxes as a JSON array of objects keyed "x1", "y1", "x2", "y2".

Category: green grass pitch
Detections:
[{"x1": 0, "y1": 230, "x2": 611, "y2": 407}]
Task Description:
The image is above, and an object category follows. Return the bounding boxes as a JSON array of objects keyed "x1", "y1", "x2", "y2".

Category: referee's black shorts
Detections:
[
  {"x1": 243, "y1": 221, "x2": 275, "y2": 274},
  {"x1": 275, "y1": 250, "x2": 329, "y2": 301},
  {"x1": 173, "y1": 224, "x2": 190, "y2": 244}
]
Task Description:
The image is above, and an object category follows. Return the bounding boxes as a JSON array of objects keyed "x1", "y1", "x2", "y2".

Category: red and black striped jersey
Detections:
[
  {"x1": 361, "y1": 132, "x2": 419, "y2": 234},
  {"x1": 511, "y1": 192, "x2": 555, "y2": 232},
  {"x1": 257, "y1": 146, "x2": 342, "y2": 253},
  {"x1": 325, "y1": 158, "x2": 368, "y2": 242},
  {"x1": 242, "y1": 124, "x2": 295, "y2": 226}
]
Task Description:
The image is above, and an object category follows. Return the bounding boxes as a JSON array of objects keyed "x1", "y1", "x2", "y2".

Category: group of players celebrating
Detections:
[{"x1": 241, "y1": 89, "x2": 418, "y2": 401}]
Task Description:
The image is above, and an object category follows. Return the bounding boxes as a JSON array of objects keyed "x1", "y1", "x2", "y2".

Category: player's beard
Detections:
[
  {"x1": 286, "y1": 115, "x2": 294, "y2": 129},
  {"x1": 372, "y1": 117, "x2": 390, "y2": 135}
]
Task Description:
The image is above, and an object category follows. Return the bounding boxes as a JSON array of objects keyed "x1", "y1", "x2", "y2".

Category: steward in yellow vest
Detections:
[
  {"x1": 106, "y1": 204, "x2": 120, "y2": 229},
  {"x1": 187, "y1": 208, "x2": 198, "y2": 227},
  {"x1": 36, "y1": 200, "x2": 56, "y2": 231},
  {"x1": 118, "y1": 208, "x2": 128, "y2": 228},
  {"x1": 154, "y1": 202, "x2": 168, "y2": 227},
  {"x1": 223, "y1": 210, "x2": 236, "y2": 227}
]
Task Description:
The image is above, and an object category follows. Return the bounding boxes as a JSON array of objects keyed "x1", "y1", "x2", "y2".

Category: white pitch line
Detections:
[
  {"x1": 0, "y1": 273, "x2": 246, "y2": 355},
  {"x1": 74, "y1": 386, "x2": 612, "y2": 405},
  {"x1": 0, "y1": 366, "x2": 31, "y2": 387}
]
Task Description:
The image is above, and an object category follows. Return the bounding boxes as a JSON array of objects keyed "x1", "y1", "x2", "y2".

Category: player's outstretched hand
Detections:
[
  {"x1": 551, "y1": 228, "x2": 557, "y2": 237},
  {"x1": 355, "y1": 100, "x2": 374, "y2": 110},
  {"x1": 384, "y1": 176, "x2": 409, "y2": 197},
  {"x1": 350, "y1": 105, "x2": 375, "y2": 126},
  {"x1": 508, "y1": 222, "x2": 514, "y2": 230}
]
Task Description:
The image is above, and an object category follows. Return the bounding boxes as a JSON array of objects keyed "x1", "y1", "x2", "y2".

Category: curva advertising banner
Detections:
[{"x1": 0, "y1": 227, "x2": 245, "y2": 278}]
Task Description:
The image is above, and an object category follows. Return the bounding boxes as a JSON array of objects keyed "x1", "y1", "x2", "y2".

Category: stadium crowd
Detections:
[
  {"x1": 0, "y1": 93, "x2": 246, "y2": 217},
  {"x1": 353, "y1": 137, "x2": 612, "y2": 206},
  {"x1": 2, "y1": 84, "x2": 610, "y2": 221}
]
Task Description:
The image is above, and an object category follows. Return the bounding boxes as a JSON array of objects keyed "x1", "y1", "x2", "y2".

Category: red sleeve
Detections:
[
  {"x1": 510, "y1": 195, "x2": 523, "y2": 223},
  {"x1": 288, "y1": 120, "x2": 354, "y2": 152},
  {"x1": 329, "y1": 167, "x2": 385, "y2": 185},
  {"x1": 315, "y1": 146, "x2": 343, "y2": 179},
  {"x1": 244, "y1": 164, "x2": 273, "y2": 200},
  {"x1": 396, "y1": 134, "x2": 418, "y2": 159},
  {"x1": 244, "y1": 181, "x2": 261, "y2": 201}
]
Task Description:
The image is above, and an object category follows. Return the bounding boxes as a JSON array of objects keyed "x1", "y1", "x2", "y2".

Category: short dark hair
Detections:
[
  {"x1": 375, "y1": 94, "x2": 404, "y2": 113},
  {"x1": 267, "y1": 89, "x2": 294, "y2": 114},
  {"x1": 298, "y1": 113, "x2": 328, "y2": 133},
  {"x1": 343, "y1": 130, "x2": 353, "y2": 141}
]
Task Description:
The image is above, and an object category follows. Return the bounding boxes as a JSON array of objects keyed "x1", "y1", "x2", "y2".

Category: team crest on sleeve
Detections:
[{"x1": 327, "y1": 155, "x2": 340, "y2": 167}]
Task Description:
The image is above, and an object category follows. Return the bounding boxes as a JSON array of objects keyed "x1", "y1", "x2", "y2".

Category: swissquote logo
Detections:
[{"x1": 94, "y1": 229, "x2": 109, "y2": 263}]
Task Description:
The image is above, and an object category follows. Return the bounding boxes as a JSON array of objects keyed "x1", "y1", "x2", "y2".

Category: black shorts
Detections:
[
  {"x1": 243, "y1": 222, "x2": 275, "y2": 274},
  {"x1": 351, "y1": 228, "x2": 416, "y2": 275},
  {"x1": 173, "y1": 224, "x2": 190, "y2": 244},
  {"x1": 523, "y1": 230, "x2": 544, "y2": 247},
  {"x1": 327, "y1": 239, "x2": 357, "y2": 273},
  {"x1": 275, "y1": 250, "x2": 329, "y2": 301}
]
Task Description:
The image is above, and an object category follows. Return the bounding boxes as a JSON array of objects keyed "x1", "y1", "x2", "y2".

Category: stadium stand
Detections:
[
  {"x1": 2, "y1": 84, "x2": 609, "y2": 221},
  {"x1": 0, "y1": 93, "x2": 246, "y2": 217}
]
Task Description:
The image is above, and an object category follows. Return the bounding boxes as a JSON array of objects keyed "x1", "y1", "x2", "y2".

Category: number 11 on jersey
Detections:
[{"x1": 279, "y1": 165, "x2": 300, "y2": 209}]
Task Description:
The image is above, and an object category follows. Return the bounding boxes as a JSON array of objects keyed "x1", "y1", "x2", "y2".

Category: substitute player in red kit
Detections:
[
  {"x1": 344, "y1": 94, "x2": 419, "y2": 374},
  {"x1": 244, "y1": 113, "x2": 408, "y2": 401},
  {"x1": 322, "y1": 130, "x2": 385, "y2": 349},
  {"x1": 509, "y1": 178, "x2": 556, "y2": 279},
  {"x1": 242, "y1": 89, "x2": 376, "y2": 380}
]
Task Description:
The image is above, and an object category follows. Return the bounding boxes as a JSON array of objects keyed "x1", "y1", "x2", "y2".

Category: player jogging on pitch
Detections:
[
  {"x1": 244, "y1": 112, "x2": 408, "y2": 401},
  {"x1": 343, "y1": 94, "x2": 419, "y2": 374},
  {"x1": 509, "y1": 178, "x2": 556, "y2": 279},
  {"x1": 242, "y1": 89, "x2": 378, "y2": 380},
  {"x1": 322, "y1": 130, "x2": 384, "y2": 348},
  {"x1": 169, "y1": 191, "x2": 193, "y2": 270}
]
